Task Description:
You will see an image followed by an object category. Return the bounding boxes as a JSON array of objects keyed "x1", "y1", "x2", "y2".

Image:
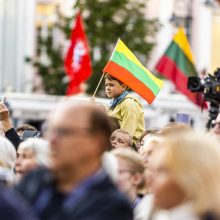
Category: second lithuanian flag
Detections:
[{"x1": 103, "y1": 39, "x2": 163, "y2": 104}]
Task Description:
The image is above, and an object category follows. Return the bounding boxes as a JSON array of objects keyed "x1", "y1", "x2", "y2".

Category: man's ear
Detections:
[{"x1": 133, "y1": 172, "x2": 143, "y2": 187}]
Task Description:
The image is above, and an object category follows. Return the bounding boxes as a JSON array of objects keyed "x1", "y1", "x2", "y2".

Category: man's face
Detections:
[
  {"x1": 212, "y1": 114, "x2": 220, "y2": 136},
  {"x1": 105, "y1": 79, "x2": 126, "y2": 98},
  {"x1": 46, "y1": 105, "x2": 101, "y2": 173},
  {"x1": 115, "y1": 157, "x2": 137, "y2": 195}
]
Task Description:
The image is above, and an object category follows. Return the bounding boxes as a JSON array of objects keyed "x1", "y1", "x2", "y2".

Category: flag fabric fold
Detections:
[
  {"x1": 155, "y1": 27, "x2": 204, "y2": 107},
  {"x1": 64, "y1": 12, "x2": 92, "y2": 95},
  {"x1": 103, "y1": 39, "x2": 163, "y2": 104}
]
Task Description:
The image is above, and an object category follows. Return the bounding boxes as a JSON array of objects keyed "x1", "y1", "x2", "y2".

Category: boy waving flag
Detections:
[{"x1": 103, "y1": 39, "x2": 163, "y2": 104}]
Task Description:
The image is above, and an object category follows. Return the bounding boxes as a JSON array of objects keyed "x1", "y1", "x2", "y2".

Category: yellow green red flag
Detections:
[
  {"x1": 155, "y1": 27, "x2": 204, "y2": 107},
  {"x1": 103, "y1": 39, "x2": 163, "y2": 104}
]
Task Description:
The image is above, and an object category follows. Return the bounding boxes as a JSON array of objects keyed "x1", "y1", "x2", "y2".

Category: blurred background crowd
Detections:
[{"x1": 0, "y1": 0, "x2": 220, "y2": 219}]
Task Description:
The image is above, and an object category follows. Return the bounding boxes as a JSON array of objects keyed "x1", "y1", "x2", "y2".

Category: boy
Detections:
[{"x1": 105, "y1": 74, "x2": 145, "y2": 145}]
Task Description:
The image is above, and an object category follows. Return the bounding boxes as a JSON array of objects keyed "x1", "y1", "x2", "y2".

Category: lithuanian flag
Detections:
[
  {"x1": 155, "y1": 27, "x2": 204, "y2": 107},
  {"x1": 103, "y1": 39, "x2": 163, "y2": 104}
]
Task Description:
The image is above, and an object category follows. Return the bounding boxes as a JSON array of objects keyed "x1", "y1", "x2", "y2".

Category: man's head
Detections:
[
  {"x1": 212, "y1": 113, "x2": 220, "y2": 136},
  {"x1": 105, "y1": 74, "x2": 127, "y2": 99},
  {"x1": 46, "y1": 101, "x2": 113, "y2": 175}
]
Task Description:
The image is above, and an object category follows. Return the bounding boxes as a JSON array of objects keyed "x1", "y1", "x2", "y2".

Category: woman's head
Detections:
[
  {"x1": 0, "y1": 136, "x2": 16, "y2": 170},
  {"x1": 0, "y1": 137, "x2": 16, "y2": 185},
  {"x1": 137, "y1": 129, "x2": 159, "y2": 151},
  {"x1": 151, "y1": 130, "x2": 220, "y2": 215},
  {"x1": 16, "y1": 138, "x2": 50, "y2": 180},
  {"x1": 111, "y1": 148, "x2": 145, "y2": 200}
]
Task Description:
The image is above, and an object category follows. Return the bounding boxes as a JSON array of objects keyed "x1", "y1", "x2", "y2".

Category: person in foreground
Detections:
[
  {"x1": 151, "y1": 129, "x2": 220, "y2": 220},
  {"x1": 15, "y1": 100, "x2": 133, "y2": 220}
]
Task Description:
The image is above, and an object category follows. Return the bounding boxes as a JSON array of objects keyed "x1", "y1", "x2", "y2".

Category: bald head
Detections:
[
  {"x1": 50, "y1": 101, "x2": 113, "y2": 145},
  {"x1": 47, "y1": 100, "x2": 113, "y2": 171}
]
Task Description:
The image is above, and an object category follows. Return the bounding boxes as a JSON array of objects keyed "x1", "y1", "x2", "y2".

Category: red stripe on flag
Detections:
[
  {"x1": 104, "y1": 61, "x2": 156, "y2": 104},
  {"x1": 156, "y1": 55, "x2": 204, "y2": 106}
]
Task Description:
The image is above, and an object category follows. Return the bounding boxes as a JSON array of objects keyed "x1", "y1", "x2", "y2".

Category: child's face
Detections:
[
  {"x1": 105, "y1": 78, "x2": 126, "y2": 98},
  {"x1": 110, "y1": 132, "x2": 130, "y2": 149}
]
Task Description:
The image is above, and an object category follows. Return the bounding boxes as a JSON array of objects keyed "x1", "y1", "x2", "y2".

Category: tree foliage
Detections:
[
  {"x1": 73, "y1": 0, "x2": 159, "y2": 95},
  {"x1": 29, "y1": 0, "x2": 159, "y2": 96}
]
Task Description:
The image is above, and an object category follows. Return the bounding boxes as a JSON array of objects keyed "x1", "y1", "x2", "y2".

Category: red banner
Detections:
[{"x1": 64, "y1": 12, "x2": 92, "y2": 95}]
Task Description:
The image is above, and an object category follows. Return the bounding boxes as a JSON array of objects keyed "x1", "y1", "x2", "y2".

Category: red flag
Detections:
[{"x1": 64, "y1": 12, "x2": 92, "y2": 95}]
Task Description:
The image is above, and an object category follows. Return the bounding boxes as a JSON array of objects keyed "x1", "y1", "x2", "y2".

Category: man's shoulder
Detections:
[{"x1": 74, "y1": 174, "x2": 133, "y2": 219}]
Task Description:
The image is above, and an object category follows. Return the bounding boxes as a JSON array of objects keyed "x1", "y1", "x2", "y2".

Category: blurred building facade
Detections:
[
  {"x1": 0, "y1": 0, "x2": 219, "y2": 93},
  {"x1": 0, "y1": 0, "x2": 74, "y2": 94},
  {"x1": 147, "y1": 0, "x2": 220, "y2": 74},
  {"x1": 0, "y1": 0, "x2": 219, "y2": 130},
  {"x1": 0, "y1": 0, "x2": 36, "y2": 93}
]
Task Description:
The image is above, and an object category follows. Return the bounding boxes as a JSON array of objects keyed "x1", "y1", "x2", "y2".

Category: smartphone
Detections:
[
  {"x1": 0, "y1": 97, "x2": 6, "y2": 103},
  {"x1": 21, "y1": 130, "x2": 41, "y2": 141},
  {"x1": 176, "y1": 113, "x2": 190, "y2": 125}
]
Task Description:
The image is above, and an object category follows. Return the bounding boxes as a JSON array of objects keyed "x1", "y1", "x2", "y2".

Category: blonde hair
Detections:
[
  {"x1": 111, "y1": 129, "x2": 132, "y2": 147},
  {"x1": 162, "y1": 130, "x2": 220, "y2": 216},
  {"x1": 0, "y1": 136, "x2": 16, "y2": 170},
  {"x1": 111, "y1": 148, "x2": 145, "y2": 174}
]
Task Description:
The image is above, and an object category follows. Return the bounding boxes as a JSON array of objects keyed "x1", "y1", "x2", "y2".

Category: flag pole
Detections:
[{"x1": 92, "y1": 73, "x2": 105, "y2": 98}]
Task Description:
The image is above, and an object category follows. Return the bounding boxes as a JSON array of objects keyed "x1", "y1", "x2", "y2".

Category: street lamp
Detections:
[{"x1": 170, "y1": 0, "x2": 193, "y2": 42}]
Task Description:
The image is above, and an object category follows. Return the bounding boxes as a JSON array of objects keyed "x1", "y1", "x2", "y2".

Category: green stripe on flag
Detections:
[
  {"x1": 165, "y1": 41, "x2": 197, "y2": 77},
  {"x1": 111, "y1": 51, "x2": 161, "y2": 95}
]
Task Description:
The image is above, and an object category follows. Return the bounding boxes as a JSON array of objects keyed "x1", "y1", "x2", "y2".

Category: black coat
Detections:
[
  {"x1": 0, "y1": 185, "x2": 36, "y2": 220},
  {"x1": 15, "y1": 168, "x2": 133, "y2": 220}
]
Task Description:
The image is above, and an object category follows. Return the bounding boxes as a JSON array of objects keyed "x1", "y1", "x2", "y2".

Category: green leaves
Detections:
[
  {"x1": 75, "y1": 0, "x2": 159, "y2": 95},
  {"x1": 28, "y1": 0, "x2": 159, "y2": 96}
]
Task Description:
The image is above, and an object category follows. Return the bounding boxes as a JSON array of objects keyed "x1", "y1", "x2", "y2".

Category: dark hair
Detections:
[
  {"x1": 104, "y1": 74, "x2": 124, "y2": 85},
  {"x1": 108, "y1": 117, "x2": 120, "y2": 131},
  {"x1": 89, "y1": 109, "x2": 115, "y2": 151},
  {"x1": 16, "y1": 124, "x2": 37, "y2": 133}
]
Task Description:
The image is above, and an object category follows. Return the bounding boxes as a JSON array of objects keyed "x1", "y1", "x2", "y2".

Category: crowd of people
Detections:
[{"x1": 0, "y1": 75, "x2": 219, "y2": 220}]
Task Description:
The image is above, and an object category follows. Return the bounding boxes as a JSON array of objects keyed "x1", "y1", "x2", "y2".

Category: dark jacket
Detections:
[
  {"x1": 0, "y1": 185, "x2": 37, "y2": 220},
  {"x1": 15, "y1": 168, "x2": 133, "y2": 220}
]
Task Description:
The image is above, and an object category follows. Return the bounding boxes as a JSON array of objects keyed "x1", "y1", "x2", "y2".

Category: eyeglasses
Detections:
[
  {"x1": 118, "y1": 169, "x2": 134, "y2": 174},
  {"x1": 46, "y1": 127, "x2": 93, "y2": 138},
  {"x1": 213, "y1": 122, "x2": 220, "y2": 129}
]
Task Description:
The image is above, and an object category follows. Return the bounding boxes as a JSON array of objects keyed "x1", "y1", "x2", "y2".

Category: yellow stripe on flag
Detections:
[
  {"x1": 173, "y1": 27, "x2": 195, "y2": 64},
  {"x1": 115, "y1": 39, "x2": 163, "y2": 88}
]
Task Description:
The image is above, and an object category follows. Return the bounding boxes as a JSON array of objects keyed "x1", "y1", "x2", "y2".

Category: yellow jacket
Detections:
[{"x1": 107, "y1": 94, "x2": 145, "y2": 143}]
